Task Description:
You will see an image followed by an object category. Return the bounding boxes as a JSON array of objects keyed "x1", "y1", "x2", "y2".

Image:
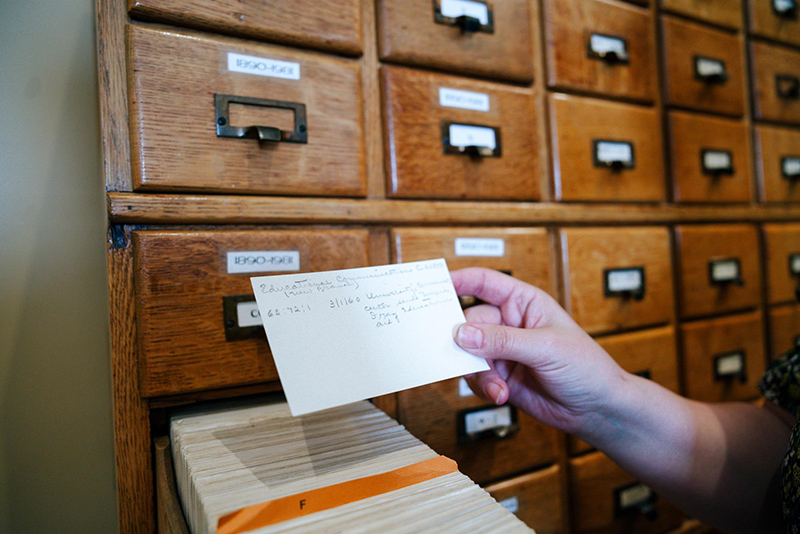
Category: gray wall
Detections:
[{"x1": 0, "y1": 0, "x2": 119, "y2": 532}]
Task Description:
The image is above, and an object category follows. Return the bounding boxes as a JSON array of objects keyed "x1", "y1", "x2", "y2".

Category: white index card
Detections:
[{"x1": 250, "y1": 259, "x2": 489, "y2": 416}]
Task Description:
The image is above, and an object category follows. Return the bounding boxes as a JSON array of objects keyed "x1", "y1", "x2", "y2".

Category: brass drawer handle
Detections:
[
  {"x1": 708, "y1": 258, "x2": 744, "y2": 286},
  {"x1": 214, "y1": 94, "x2": 308, "y2": 143},
  {"x1": 776, "y1": 74, "x2": 800, "y2": 100},
  {"x1": 433, "y1": 0, "x2": 495, "y2": 34},
  {"x1": 694, "y1": 55, "x2": 728, "y2": 84},
  {"x1": 773, "y1": 0, "x2": 798, "y2": 19},
  {"x1": 714, "y1": 351, "x2": 747, "y2": 383},
  {"x1": 604, "y1": 266, "x2": 646, "y2": 301}
]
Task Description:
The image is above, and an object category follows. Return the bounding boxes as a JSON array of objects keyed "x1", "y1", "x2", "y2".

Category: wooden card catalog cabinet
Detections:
[
  {"x1": 543, "y1": 0, "x2": 656, "y2": 103},
  {"x1": 660, "y1": 0, "x2": 743, "y2": 29},
  {"x1": 549, "y1": 93, "x2": 665, "y2": 202},
  {"x1": 484, "y1": 465, "x2": 566, "y2": 534},
  {"x1": 661, "y1": 15, "x2": 745, "y2": 116},
  {"x1": 376, "y1": 0, "x2": 534, "y2": 83},
  {"x1": 681, "y1": 311, "x2": 766, "y2": 402},
  {"x1": 397, "y1": 377, "x2": 559, "y2": 485},
  {"x1": 750, "y1": 41, "x2": 800, "y2": 126},
  {"x1": 675, "y1": 224, "x2": 761, "y2": 319},
  {"x1": 769, "y1": 305, "x2": 800, "y2": 359},
  {"x1": 380, "y1": 66, "x2": 541, "y2": 200},
  {"x1": 755, "y1": 125, "x2": 800, "y2": 203},
  {"x1": 747, "y1": 0, "x2": 800, "y2": 48},
  {"x1": 763, "y1": 224, "x2": 800, "y2": 305},
  {"x1": 133, "y1": 229, "x2": 370, "y2": 397},
  {"x1": 127, "y1": 0, "x2": 362, "y2": 56},
  {"x1": 667, "y1": 111, "x2": 752, "y2": 203},
  {"x1": 127, "y1": 25, "x2": 365, "y2": 196},
  {"x1": 560, "y1": 227, "x2": 674, "y2": 335}
]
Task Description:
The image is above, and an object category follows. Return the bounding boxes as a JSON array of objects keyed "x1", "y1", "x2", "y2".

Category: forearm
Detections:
[{"x1": 582, "y1": 373, "x2": 790, "y2": 533}]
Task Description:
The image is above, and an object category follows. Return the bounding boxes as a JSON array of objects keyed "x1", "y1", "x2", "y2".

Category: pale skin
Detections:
[{"x1": 451, "y1": 267, "x2": 794, "y2": 533}]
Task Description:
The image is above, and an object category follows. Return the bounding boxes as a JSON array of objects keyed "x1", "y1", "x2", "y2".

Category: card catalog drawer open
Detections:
[
  {"x1": 133, "y1": 229, "x2": 370, "y2": 397},
  {"x1": 127, "y1": 25, "x2": 365, "y2": 197},
  {"x1": 381, "y1": 66, "x2": 541, "y2": 200},
  {"x1": 485, "y1": 465, "x2": 565, "y2": 534},
  {"x1": 128, "y1": 0, "x2": 362, "y2": 56},
  {"x1": 750, "y1": 41, "x2": 800, "y2": 126}
]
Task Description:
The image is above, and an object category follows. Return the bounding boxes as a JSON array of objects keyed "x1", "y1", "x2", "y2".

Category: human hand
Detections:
[{"x1": 452, "y1": 268, "x2": 629, "y2": 437}]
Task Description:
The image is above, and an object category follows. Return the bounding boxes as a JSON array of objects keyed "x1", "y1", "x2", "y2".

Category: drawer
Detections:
[
  {"x1": 661, "y1": 0, "x2": 743, "y2": 29},
  {"x1": 750, "y1": 41, "x2": 800, "y2": 126},
  {"x1": 544, "y1": 0, "x2": 656, "y2": 103},
  {"x1": 390, "y1": 227, "x2": 556, "y2": 297},
  {"x1": 667, "y1": 111, "x2": 753, "y2": 203},
  {"x1": 397, "y1": 378, "x2": 559, "y2": 484},
  {"x1": 570, "y1": 452, "x2": 684, "y2": 534},
  {"x1": 484, "y1": 465, "x2": 565, "y2": 534},
  {"x1": 133, "y1": 229, "x2": 370, "y2": 397},
  {"x1": 127, "y1": 25, "x2": 365, "y2": 197},
  {"x1": 675, "y1": 225, "x2": 761, "y2": 319},
  {"x1": 570, "y1": 326, "x2": 680, "y2": 456},
  {"x1": 763, "y1": 223, "x2": 800, "y2": 305},
  {"x1": 747, "y1": 0, "x2": 800, "y2": 48},
  {"x1": 128, "y1": 0, "x2": 361, "y2": 56},
  {"x1": 769, "y1": 304, "x2": 800, "y2": 359},
  {"x1": 662, "y1": 16, "x2": 746, "y2": 116},
  {"x1": 550, "y1": 94, "x2": 665, "y2": 202},
  {"x1": 755, "y1": 124, "x2": 800, "y2": 203},
  {"x1": 560, "y1": 227, "x2": 674, "y2": 335},
  {"x1": 381, "y1": 66, "x2": 541, "y2": 200},
  {"x1": 681, "y1": 311, "x2": 766, "y2": 402},
  {"x1": 376, "y1": 0, "x2": 534, "y2": 83}
]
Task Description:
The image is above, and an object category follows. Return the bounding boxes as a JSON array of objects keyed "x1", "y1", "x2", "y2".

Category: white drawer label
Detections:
[
  {"x1": 695, "y1": 56, "x2": 726, "y2": 78},
  {"x1": 458, "y1": 377, "x2": 475, "y2": 397},
  {"x1": 607, "y1": 269, "x2": 643, "y2": 292},
  {"x1": 454, "y1": 237, "x2": 505, "y2": 257},
  {"x1": 716, "y1": 352, "x2": 744, "y2": 377},
  {"x1": 227, "y1": 251, "x2": 301, "y2": 274},
  {"x1": 590, "y1": 34, "x2": 628, "y2": 60},
  {"x1": 783, "y1": 157, "x2": 800, "y2": 178},
  {"x1": 499, "y1": 496, "x2": 519, "y2": 514},
  {"x1": 710, "y1": 259, "x2": 740, "y2": 283},
  {"x1": 227, "y1": 52, "x2": 300, "y2": 80},
  {"x1": 596, "y1": 141, "x2": 633, "y2": 165},
  {"x1": 618, "y1": 484, "x2": 653, "y2": 510},
  {"x1": 236, "y1": 301, "x2": 263, "y2": 328},
  {"x1": 464, "y1": 405, "x2": 512, "y2": 435},
  {"x1": 440, "y1": 0, "x2": 489, "y2": 24},
  {"x1": 703, "y1": 150, "x2": 733, "y2": 171},
  {"x1": 449, "y1": 124, "x2": 496, "y2": 149},
  {"x1": 439, "y1": 87, "x2": 490, "y2": 112}
]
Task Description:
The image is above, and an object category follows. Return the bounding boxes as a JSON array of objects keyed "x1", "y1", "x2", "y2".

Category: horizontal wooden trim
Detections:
[{"x1": 108, "y1": 193, "x2": 800, "y2": 226}]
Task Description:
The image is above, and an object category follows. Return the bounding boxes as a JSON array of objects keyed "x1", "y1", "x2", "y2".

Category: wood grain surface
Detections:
[
  {"x1": 763, "y1": 223, "x2": 800, "y2": 305},
  {"x1": 544, "y1": 0, "x2": 656, "y2": 103},
  {"x1": 154, "y1": 437, "x2": 190, "y2": 534},
  {"x1": 750, "y1": 41, "x2": 800, "y2": 126},
  {"x1": 675, "y1": 224, "x2": 761, "y2": 318},
  {"x1": 667, "y1": 110, "x2": 753, "y2": 203},
  {"x1": 128, "y1": 0, "x2": 362, "y2": 56},
  {"x1": 747, "y1": 0, "x2": 800, "y2": 48},
  {"x1": 661, "y1": 15, "x2": 745, "y2": 116},
  {"x1": 560, "y1": 226, "x2": 674, "y2": 335},
  {"x1": 754, "y1": 124, "x2": 800, "y2": 203},
  {"x1": 376, "y1": 0, "x2": 534, "y2": 83},
  {"x1": 769, "y1": 304, "x2": 800, "y2": 359},
  {"x1": 127, "y1": 24, "x2": 365, "y2": 196},
  {"x1": 484, "y1": 465, "x2": 565, "y2": 534},
  {"x1": 380, "y1": 65, "x2": 541, "y2": 200},
  {"x1": 549, "y1": 93, "x2": 665, "y2": 202},
  {"x1": 660, "y1": 0, "x2": 742, "y2": 29}
]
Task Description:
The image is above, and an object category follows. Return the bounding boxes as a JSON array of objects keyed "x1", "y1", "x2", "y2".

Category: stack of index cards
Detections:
[{"x1": 170, "y1": 398, "x2": 534, "y2": 534}]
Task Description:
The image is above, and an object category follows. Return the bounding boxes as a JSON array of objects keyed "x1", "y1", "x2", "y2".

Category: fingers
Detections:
[
  {"x1": 463, "y1": 303, "x2": 502, "y2": 325},
  {"x1": 455, "y1": 321, "x2": 554, "y2": 367},
  {"x1": 463, "y1": 367, "x2": 509, "y2": 405}
]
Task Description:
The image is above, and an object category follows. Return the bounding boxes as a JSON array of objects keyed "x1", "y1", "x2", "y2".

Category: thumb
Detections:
[{"x1": 455, "y1": 321, "x2": 547, "y2": 366}]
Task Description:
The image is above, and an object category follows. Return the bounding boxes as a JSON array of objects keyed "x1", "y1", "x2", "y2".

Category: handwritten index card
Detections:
[{"x1": 250, "y1": 259, "x2": 489, "y2": 416}]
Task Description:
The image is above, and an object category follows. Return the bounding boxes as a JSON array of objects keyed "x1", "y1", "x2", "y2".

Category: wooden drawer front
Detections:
[
  {"x1": 661, "y1": 0, "x2": 743, "y2": 29},
  {"x1": 128, "y1": 25, "x2": 365, "y2": 197},
  {"x1": 397, "y1": 378, "x2": 558, "y2": 484},
  {"x1": 560, "y1": 227, "x2": 674, "y2": 335},
  {"x1": 381, "y1": 66, "x2": 540, "y2": 200},
  {"x1": 390, "y1": 227, "x2": 555, "y2": 296},
  {"x1": 675, "y1": 225, "x2": 761, "y2": 319},
  {"x1": 747, "y1": 0, "x2": 800, "y2": 48},
  {"x1": 763, "y1": 224, "x2": 800, "y2": 305},
  {"x1": 769, "y1": 304, "x2": 800, "y2": 359},
  {"x1": 662, "y1": 16, "x2": 745, "y2": 116},
  {"x1": 570, "y1": 326, "x2": 680, "y2": 455},
  {"x1": 133, "y1": 229, "x2": 370, "y2": 397},
  {"x1": 544, "y1": 0, "x2": 656, "y2": 103},
  {"x1": 550, "y1": 94, "x2": 665, "y2": 202},
  {"x1": 668, "y1": 111, "x2": 752, "y2": 203},
  {"x1": 570, "y1": 452, "x2": 684, "y2": 534},
  {"x1": 484, "y1": 465, "x2": 565, "y2": 534},
  {"x1": 127, "y1": 0, "x2": 362, "y2": 56},
  {"x1": 681, "y1": 312, "x2": 766, "y2": 402},
  {"x1": 755, "y1": 125, "x2": 800, "y2": 203},
  {"x1": 750, "y1": 41, "x2": 800, "y2": 126},
  {"x1": 376, "y1": 0, "x2": 534, "y2": 83}
]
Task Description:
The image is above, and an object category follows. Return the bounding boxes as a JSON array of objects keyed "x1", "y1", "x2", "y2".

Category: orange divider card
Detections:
[{"x1": 217, "y1": 456, "x2": 459, "y2": 534}]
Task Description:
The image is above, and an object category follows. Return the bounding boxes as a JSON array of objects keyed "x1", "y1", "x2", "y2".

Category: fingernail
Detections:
[
  {"x1": 485, "y1": 382, "x2": 504, "y2": 405},
  {"x1": 456, "y1": 324, "x2": 484, "y2": 350}
]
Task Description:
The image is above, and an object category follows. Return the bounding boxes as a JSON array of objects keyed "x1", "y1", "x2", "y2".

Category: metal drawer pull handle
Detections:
[
  {"x1": 222, "y1": 295, "x2": 264, "y2": 341},
  {"x1": 588, "y1": 33, "x2": 630, "y2": 65},
  {"x1": 709, "y1": 258, "x2": 744, "y2": 286},
  {"x1": 604, "y1": 267, "x2": 645, "y2": 301},
  {"x1": 694, "y1": 55, "x2": 728, "y2": 84},
  {"x1": 776, "y1": 74, "x2": 800, "y2": 100},
  {"x1": 594, "y1": 140, "x2": 635, "y2": 171},
  {"x1": 789, "y1": 253, "x2": 800, "y2": 302},
  {"x1": 782, "y1": 157, "x2": 800, "y2": 180},
  {"x1": 457, "y1": 404, "x2": 519, "y2": 444},
  {"x1": 441, "y1": 121, "x2": 502, "y2": 158},
  {"x1": 773, "y1": 0, "x2": 798, "y2": 19},
  {"x1": 433, "y1": 0, "x2": 494, "y2": 34},
  {"x1": 214, "y1": 94, "x2": 308, "y2": 143},
  {"x1": 614, "y1": 482, "x2": 658, "y2": 520},
  {"x1": 714, "y1": 351, "x2": 747, "y2": 383},
  {"x1": 701, "y1": 149, "x2": 735, "y2": 176}
]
